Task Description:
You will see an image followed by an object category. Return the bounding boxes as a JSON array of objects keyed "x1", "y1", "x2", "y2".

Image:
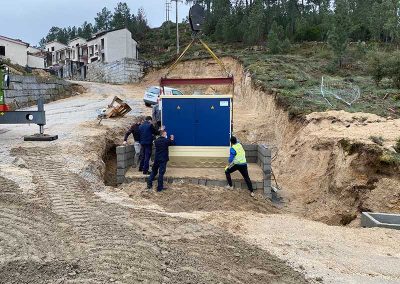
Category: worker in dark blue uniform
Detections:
[
  {"x1": 123, "y1": 117, "x2": 143, "y2": 167},
  {"x1": 147, "y1": 130, "x2": 175, "y2": 192},
  {"x1": 225, "y1": 136, "x2": 255, "y2": 197},
  {"x1": 139, "y1": 116, "x2": 157, "y2": 175}
]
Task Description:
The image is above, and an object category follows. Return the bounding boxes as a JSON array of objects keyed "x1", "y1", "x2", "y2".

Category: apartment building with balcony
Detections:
[{"x1": 45, "y1": 28, "x2": 139, "y2": 81}]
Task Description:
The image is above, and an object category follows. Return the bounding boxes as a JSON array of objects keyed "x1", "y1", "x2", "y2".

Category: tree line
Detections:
[
  {"x1": 187, "y1": 0, "x2": 400, "y2": 44},
  {"x1": 39, "y1": 2, "x2": 149, "y2": 47}
]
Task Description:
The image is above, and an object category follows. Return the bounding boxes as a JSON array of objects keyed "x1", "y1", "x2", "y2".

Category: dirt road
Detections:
[{"x1": 0, "y1": 82, "x2": 306, "y2": 283}]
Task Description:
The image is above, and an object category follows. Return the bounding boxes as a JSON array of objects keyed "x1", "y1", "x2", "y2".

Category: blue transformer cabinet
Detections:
[{"x1": 161, "y1": 95, "x2": 232, "y2": 147}]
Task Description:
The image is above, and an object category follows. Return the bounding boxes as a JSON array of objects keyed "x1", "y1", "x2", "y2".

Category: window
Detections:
[
  {"x1": 51, "y1": 47, "x2": 54, "y2": 51},
  {"x1": 101, "y1": 38, "x2": 105, "y2": 49},
  {"x1": 95, "y1": 44, "x2": 98, "y2": 51},
  {"x1": 101, "y1": 53, "x2": 105, "y2": 62},
  {"x1": 172, "y1": 90, "x2": 183, "y2": 96},
  {"x1": 149, "y1": 87, "x2": 160, "y2": 95},
  {"x1": 0, "y1": 46, "x2": 5, "y2": 56}
]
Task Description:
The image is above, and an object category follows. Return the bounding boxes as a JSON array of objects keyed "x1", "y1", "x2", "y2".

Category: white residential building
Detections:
[
  {"x1": 27, "y1": 46, "x2": 46, "y2": 69},
  {"x1": 0, "y1": 35, "x2": 45, "y2": 69},
  {"x1": 86, "y1": 28, "x2": 138, "y2": 63},
  {"x1": 0, "y1": 35, "x2": 29, "y2": 66},
  {"x1": 44, "y1": 28, "x2": 139, "y2": 80},
  {"x1": 45, "y1": 41, "x2": 69, "y2": 66},
  {"x1": 68, "y1": 37, "x2": 88, "y2": 63}
]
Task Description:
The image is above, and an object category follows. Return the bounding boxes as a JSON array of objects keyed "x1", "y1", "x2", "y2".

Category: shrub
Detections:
[
  {"x1": 379, "y1": 151, "x2": 400, "y2": 166},
  {"x1": 386, "y1": 52, "x2": 400, "y2": 89},
  {"x1": 367, "y1": 52, "x2": 385, "y2": 86},
  {"x1": 394, "y1": 137, "x2": 400, "y2": 153},
  {"x1": 367, "y1": 51, "x2": 400, "y2": 89},
  {"x1": 369, "y1": 136, "x2": 384, "y2": 146},
  {"x1": 267, "y1": 21, "x2": 290, "y2": 54}
]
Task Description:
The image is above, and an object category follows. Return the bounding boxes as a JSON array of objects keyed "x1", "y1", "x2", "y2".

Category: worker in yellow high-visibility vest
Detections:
[{"x1": 225, "y1": 136, "x2": 255, "y2": 197}]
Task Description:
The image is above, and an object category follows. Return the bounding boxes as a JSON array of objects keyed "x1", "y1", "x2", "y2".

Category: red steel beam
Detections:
[{"x1": 160, "y1": 77, "x2": 234, "y2": 86}]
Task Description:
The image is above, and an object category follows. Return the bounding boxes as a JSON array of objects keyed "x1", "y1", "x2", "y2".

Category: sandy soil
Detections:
[
  {"x1": 1, "y1": 58, "x2": 400, "y2": 284},
  {"x1": 0, "y1": 82, "x2": 307, "y2": 283}
]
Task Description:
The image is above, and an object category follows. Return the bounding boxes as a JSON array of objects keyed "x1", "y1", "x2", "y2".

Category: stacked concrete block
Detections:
[
  {"x1": 4, "y1": 75, "x2": 72, "y2": 110},
  {"x1": 258, "y1": 144, "x2": 272, "y2": 198},
  {"x1": 116, "y1": 145, "x2": 135, "y2": 184},
  {"x1": 243, "y1": 144, "x2": 258, "y2": 163},
  {"x1": 87, "y1": 58, "x2": 144, "y2": 84},
  {"x1": 116, "y1": 143, "x2": 272, "y2": 195}
]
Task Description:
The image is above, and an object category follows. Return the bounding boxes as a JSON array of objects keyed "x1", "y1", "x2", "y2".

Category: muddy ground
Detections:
[{"x1": 1, "y1": 57, "x2": 400, "y2": 284}]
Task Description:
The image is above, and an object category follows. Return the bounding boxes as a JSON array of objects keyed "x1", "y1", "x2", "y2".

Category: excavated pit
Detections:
[
  {"x1": 103, "y1": 144, "x2": 117, "y2": 186},
  {"x1": 148, "y1": 57, "x2": 400, "y2": 226}
]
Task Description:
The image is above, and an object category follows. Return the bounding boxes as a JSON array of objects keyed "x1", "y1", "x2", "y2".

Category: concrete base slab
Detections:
[
  {"x1": 126, "y1": 163, "x2": 264, "y2": 190},
  {"x1": 24, "y1": 134, "x2": 59, "y2": 141},
  {"x1": 361, "y1": 212, "x2": 400, "y2": 230}
]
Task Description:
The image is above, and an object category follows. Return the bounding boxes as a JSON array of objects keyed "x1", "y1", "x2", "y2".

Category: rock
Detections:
[
  {"x1": 386, "y1": 146, "x2": 397, "y2": 153},
  {"x1": 13, "y1": 157, "x2": 27, "y2": 168}
]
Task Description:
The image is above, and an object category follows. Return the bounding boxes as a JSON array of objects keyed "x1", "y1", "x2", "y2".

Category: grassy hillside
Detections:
[{"x1": 142, "y1": 25, "x2": 400, "y2": 118}]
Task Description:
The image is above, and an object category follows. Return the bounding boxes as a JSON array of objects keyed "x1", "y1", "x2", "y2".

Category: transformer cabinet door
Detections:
[
  {"x1": 162, "y1": 98, "x2": 196, "y2": 146},
  {"x1": 195, "y1": 98, "x2": 231, "y2": 146}
]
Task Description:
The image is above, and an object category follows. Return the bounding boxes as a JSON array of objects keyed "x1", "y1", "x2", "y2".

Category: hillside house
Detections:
[
  {"x1": 86, "y1": 28, "x2": 138, "y2": 63},
  {"x1": 0, "y1": 35, "x2": 45, "y2": 69},
  {"x1": 45, "y1": 28, "x2": 140, "y2": 81}
]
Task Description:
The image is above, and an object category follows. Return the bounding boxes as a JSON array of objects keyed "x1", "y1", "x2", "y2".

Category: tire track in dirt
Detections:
[
  {"x1": 16, "y1": 148, "x2": 163, "y2": 283},
  {"x1": 0, "y1": 91, "x2": 308, "y2": 284}
]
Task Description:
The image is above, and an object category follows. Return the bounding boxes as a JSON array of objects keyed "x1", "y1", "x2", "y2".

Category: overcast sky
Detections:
[{"x1": 0, "y1": 0, "x2": 190, "y2": 46}]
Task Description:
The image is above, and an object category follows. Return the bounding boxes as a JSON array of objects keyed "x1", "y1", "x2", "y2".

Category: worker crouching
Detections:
[{"x1": 225, "y1": 136, "x2": 255, "y2": 197}]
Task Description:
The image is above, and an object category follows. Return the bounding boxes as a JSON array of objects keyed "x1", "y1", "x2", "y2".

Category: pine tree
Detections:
[
  {"x1": 245, "y1": 0, "x2": 265, "y2": 44},
  {"x1": 79, "y1": 22, "x2": 94, "y2": 39},
  {"x1": 111, "y1": 2, "x2": 131, "y2": 29},
  {"x1": 328, "y1": 0, "x2": 350, "y2": 68},
  {"x1": 268, "y1": 21, "x2": 283, "y2": 54},
  {"x1": 95, "y1": 7, "x2": 112, "y2": 32}
]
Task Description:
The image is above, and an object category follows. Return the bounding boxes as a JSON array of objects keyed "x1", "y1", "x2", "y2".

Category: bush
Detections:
[
  {"x1": 369, "y1": 136, "x2": 384, "y2": 146},
  {"x1": 394, "y1": 137, "x2": 400, "y2": 153},
  {"x1": 386, "y1": 52, "x2": 400, "y2": 89},
  {"x1": 379, "y1": 151, "x2": 400, "y2": 166},
  {"x1": 267, "y1": 22, "x2": 291, "y2": 54},
  {"x1": 368, "y1": 51, "x2": 400, "y2": 89}
]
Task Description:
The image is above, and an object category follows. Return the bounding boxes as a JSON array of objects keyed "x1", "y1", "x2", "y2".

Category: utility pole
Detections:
[
  {"x1": 171, "y1": 0, "x2": 181, "y2": 55},
  {"x1": 165, "y1": 0, "x2": 171, "y2": 22}
]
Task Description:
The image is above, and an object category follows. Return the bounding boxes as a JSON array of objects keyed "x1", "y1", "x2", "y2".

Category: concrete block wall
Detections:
[
  {"x1": 87, "y1": 58, "x2": 144, "y2": 84},
  {"x1": 243, "y1": 144, "x2": 258, "y2": 163},
  {"x1": 116, "y1": 145, "x2": 135, "y2": 184},
  {"x1": 257, "y1": 144, "x2": 272, "y2": 198},
  {"x1": 116, "y1": 143, "x2": 273, "y2": 199},
  {"x1": 4, "y1": 75, "x2": 73, "y2": 110}
]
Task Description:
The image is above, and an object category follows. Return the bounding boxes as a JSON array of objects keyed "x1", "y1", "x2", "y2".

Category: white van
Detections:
[{"x1": 143, "y1": 86, "x2": 184, "y2": 107}]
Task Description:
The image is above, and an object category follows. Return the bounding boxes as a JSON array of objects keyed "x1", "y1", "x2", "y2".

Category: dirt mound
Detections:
[{"x1": 125, "y1": 182, "x2": 277, "y2": 214}]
